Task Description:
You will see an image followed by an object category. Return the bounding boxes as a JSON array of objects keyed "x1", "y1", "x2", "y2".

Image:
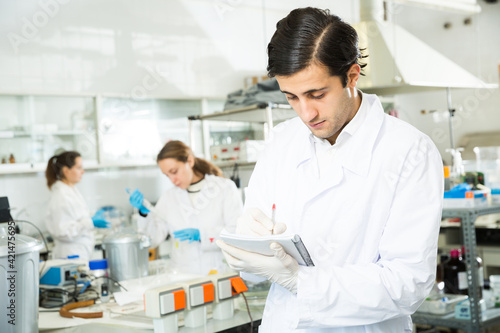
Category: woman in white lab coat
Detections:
[
  {"x1": 129, "y1": 140, "x2": 242, "y2": 275},
  {"x1": 45, "y1": 151, "x2": 110, "y2": 260}
]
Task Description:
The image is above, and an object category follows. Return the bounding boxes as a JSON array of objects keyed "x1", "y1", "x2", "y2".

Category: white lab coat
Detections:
[
  {"x1": 45, "y1": 181, "x2": 95, "y2": 260},
  {"x1": 243, "y1": 93, "x2": 444, "y2": 332},
  {"x1": 140, "y1": 174, "x2": 242, "y2": 275}
]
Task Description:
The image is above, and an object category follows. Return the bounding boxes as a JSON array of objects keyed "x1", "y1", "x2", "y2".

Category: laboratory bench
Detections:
[
  {"x1": 39, "y1": 301, "x2": 263, "y2": 332},
  {"x1": 37, "y1": 266, "x2": 268, "y2": 333}
]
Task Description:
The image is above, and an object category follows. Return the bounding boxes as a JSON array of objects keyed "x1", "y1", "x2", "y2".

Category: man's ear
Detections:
[{"x1": 346, "y1": 63, "x2": 361, "y2": 88}]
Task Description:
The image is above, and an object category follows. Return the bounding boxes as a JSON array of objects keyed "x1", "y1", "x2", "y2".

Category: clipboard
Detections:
[{"x1": 220, "y1": 231, "x2": 314, "y2": 267}]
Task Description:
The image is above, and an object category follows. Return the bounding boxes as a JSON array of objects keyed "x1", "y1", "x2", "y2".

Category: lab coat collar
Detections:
[
  {"x1": 292, "y1": 121, "x2": 315, "y2": 169},
  {"x1": 172, "y1": 174, "x2": 219, "y2": 213},
  {"x1": 292, "y1": 93, "x2": 384, "y2": 178},
  {"x1": 340, "y1": 93, "x2": 384, "y2": 177}
]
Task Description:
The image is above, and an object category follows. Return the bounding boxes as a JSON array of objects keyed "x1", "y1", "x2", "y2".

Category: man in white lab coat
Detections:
[{"x1": 217, "y1": 7, "x2": 444, "y2": 332}]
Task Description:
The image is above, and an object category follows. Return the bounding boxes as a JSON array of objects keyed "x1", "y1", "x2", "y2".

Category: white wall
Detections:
[
  {"x1": 391, "y1": 3, "x2": 500, "y2": 164},
  {"x1": 0, "y1": 0, "x2": 353, "y2": 98},
  {"x1": 2, "y1": 0, "x2": 499, "y2": 232},
  {"x1": 0, "y1": 0, "x2": 353, "y2": 231}
]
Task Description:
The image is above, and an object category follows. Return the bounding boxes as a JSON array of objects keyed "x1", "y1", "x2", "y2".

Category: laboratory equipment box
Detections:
[{"x1": 417, "y1": 294, "x2": 468, "y2": 315}]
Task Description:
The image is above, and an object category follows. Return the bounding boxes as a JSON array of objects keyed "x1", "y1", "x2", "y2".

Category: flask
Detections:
[
  {"x1": 461, "y1": 246, "x2": 484, "y2": 300},
  {"x1": 443, "y1": 249, "x2": 468, "y2": 295}
]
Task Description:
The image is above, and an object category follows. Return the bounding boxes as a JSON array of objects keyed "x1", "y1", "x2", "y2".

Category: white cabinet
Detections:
[
  {"x1": 0, "y1": 93, "x2": 213, "y2": 174},
  {"x1": 0, "y1": 94, "x2": 98, "y2": 172},
  {"x1": 99, "y1": 97, "x2": 204, "y2": 165}
]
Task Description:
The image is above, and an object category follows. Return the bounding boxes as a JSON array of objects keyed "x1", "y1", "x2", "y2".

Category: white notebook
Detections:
[{"x1": 220, "y1": 230, "x2": 314, "y2": 267}]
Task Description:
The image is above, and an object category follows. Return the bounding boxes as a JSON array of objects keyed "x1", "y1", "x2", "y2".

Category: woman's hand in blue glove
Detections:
[
  {"x1": 92, "y1": 210, "x2": 111, "y2": 228},
  {"x1": 128, "y1": 188, "x2": 150, "y2": 214},
  {"x1": 173, "y1": 228, "x2": 200, "y2": 243}
]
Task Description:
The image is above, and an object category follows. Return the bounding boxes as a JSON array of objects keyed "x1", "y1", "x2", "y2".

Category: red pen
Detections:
[{"x1": 272, "y1": 203, "x2": 276, "y2": 227}]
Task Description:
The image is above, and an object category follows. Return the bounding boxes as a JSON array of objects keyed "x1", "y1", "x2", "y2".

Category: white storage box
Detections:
[
  {"x1": 492, "y1": 189, "x2": 500, "y2": 205},
  {"x1": 210, "y1": 141, "x2": 265, "y2": 163},
  {"x1": 443, "y1": 190, "x2": 488, "y2": 209},
  {"x1": 454, "y1": 298, "x2": 486, "y2": 319},
  {"x1": 417, "y1": 294, "x2": 468, "y2": 315},
  {"x1": 210, "y1": 143, "x2": 239, "y2": 162}
]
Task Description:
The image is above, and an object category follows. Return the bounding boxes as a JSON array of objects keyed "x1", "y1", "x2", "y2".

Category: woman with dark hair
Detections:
[
  {"x1": 128, "y1": 140, "x2": 242, "y2": 275},
  {"x1": 45, "y1": 151, "x2": 110, "y2": 260}
]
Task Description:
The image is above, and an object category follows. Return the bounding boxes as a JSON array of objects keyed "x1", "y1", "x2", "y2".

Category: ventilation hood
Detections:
[{"x1": 355, "y1": 0, "x2": 498, "y2": 95}]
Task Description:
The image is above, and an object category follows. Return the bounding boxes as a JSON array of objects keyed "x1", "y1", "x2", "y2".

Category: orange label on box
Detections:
[
  {"x1": 173, "y1": 290, "x2": 186, "y2": 310},
  {"x1": 443, "y1": 166, "x2": 450, "y2": 178},
  {"x1": 202, "y1": 283, "x2": 214, "y2": 303},
  {"x1": 465, "y1": 191, "x2": 474, "y2": 199},
  {"x1": 230, "y1": 277, "x2": 248, "y2": 295}
]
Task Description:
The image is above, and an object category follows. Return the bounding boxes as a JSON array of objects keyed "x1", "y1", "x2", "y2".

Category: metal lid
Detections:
[
  {"x1": 0, "y1": 226, "x2": 44, "y2": 257},
  {"x1": 103, "y1": 229, "x2": 150, "y2": 246}
]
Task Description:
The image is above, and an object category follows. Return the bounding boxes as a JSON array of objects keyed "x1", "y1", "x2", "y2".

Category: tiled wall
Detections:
[
  {"x1": 1, "y1": 0, "x2": 500, "y2": 232},
  {"x1": 0, "y1": 0, "x2": 350, "y2": 97},
  {"x1": 0, "y1": 0, "x2": 351, "y2": 232}
]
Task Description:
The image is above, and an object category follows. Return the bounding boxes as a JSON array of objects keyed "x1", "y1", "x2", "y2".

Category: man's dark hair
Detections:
[{"x1": 267, "y1": 7, "x2": 367, "y2": 87}]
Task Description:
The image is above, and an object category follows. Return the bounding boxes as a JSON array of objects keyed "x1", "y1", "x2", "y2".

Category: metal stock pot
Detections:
[{"x1": 102, "y1": 229, "x2": 151, "y2": 282}]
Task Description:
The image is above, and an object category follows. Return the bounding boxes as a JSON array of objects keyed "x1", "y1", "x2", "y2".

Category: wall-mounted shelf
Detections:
[
  {"x1": 0, "y1": 130, "x2": 88, "y2": 138},
  {"x1": 0, "y1": 160, "x2": 158, "y2": 175},
  {"x1": 0, "y1": 93, "x2": 218, "y2": 175},
  {"x1": 188, "y1": 102, "x2": 295, "y2": 124},
  {"x1": 213, "y1": 161, "x2": 257, "y2": 168}
]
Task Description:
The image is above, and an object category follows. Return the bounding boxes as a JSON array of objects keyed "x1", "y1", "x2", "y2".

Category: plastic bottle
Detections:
[
  {"x1": 461, "y1": 246, "x2": 484, "y2": 300},
  {"x1": 443, "y1": 249, "x2": 468, "y2": 295},
  {"x1": 443, "y1": 166, "x2": 451, "y2": 191},
  {"x1": 89, "y1": 259, "x2": 109, "y2": 293}
]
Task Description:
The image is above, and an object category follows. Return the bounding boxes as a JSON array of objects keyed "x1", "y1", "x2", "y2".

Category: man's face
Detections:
[{"x1": 276, "y1": 63, "x2": 359, "y2": 145}]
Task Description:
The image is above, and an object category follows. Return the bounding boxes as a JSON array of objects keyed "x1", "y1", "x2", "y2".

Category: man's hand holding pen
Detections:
[{"x1": 216, "y1": 207, "x2": 299, "y2": 294}]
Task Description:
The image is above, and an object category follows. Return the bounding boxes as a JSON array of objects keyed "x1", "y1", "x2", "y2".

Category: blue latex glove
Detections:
[
  {"x1": 173, "y1": 228, "x2": 200, "y2": 243},
  {"x1": 128, "y1": 188, "x2": 150, "y2": 214},
  {"x1": 450, "y1": 183, "x2": 472, "y2": 192},
  {"x1": 92, "y1": 210, "x2": 111, "y2": 228}
]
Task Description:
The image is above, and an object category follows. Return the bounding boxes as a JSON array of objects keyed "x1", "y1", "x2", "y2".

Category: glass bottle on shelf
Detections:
[
  {"x1": 9, "y1": 154, "x2": 15, "y2": 163},
  {"x1": 443, "y1": 249, "x2": 468, "y2": 295},
  {"x1": 446, "y1": 148, "x2": 465, "y2": 188}
]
